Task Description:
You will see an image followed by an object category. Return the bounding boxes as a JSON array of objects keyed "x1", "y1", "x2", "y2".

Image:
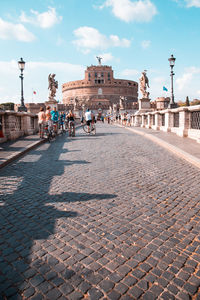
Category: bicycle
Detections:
[
  {"x1": 68, "y1": 120, "x2": 75, "y2": 137},
  {"x1": 44, "y1": 123, "x2": 53, "y2": 142},
  {"x1": 82, "y1": 121, "x2": 96, "y2": 135}
]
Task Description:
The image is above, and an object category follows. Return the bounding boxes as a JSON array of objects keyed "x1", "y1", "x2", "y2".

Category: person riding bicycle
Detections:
[
  {"x1": 51, "y1": 107, "x2": 59, "y2": 134},
  {"x1": 85, "y1": 108, "x2": 93, "y2": 132},
  {"x1": 67, "y1": 110, "x2": 75, "y2": 137}
]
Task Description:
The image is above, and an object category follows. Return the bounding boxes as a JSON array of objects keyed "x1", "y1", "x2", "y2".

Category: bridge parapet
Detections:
[
  {"x1": 0, "y1": 111, "x2": 38, "y2": 143},
  {"x1": 129, "y1": 105, "x2": 200, "y2": 143}
]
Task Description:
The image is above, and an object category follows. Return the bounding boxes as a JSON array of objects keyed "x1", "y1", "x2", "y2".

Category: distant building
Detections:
[{"x1": 62, "y1": 64, "x2": 138, "y2": 110}]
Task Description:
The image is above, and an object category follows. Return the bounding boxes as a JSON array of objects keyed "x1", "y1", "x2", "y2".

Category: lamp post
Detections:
[
  {"x1": 18, "y1": 57, "x2": 27, "y2": 112},
  {"x1": 168, "y1": 54, "x2": 177, "y2": 108}
]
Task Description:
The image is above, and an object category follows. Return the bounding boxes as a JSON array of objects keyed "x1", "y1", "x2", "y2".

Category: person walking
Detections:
[
  {"x1": 51, "y1": 107, "x2": 59, "y2": 134},
  {"x1": 38, "y1": 107, "x2": 46, "y2": 139}
]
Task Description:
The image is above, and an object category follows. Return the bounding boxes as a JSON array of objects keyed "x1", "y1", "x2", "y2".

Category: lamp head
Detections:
[
  {"x1": 18, "y1": 57, "x2": 25, "y2": 71},
  {"x1": 168, "y1": 54, "x2": 176, "y2": 67}
]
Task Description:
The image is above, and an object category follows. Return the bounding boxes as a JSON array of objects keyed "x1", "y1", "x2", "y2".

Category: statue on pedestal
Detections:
[
  {"x1": 74, "y1": 97, "x2": 78, "y2": 110},
  {"x1": 48, "y1": 74, "x2": 58, "y2": 100},
  {"x1": 113, "y1": 103, "x2": 117, "y2": 112},
  {"x1": 139, "y1": 70, "x2": 150, "y2": 99},
  {"x1": 96, "y1": 56, "x2": 102, "y2": 66}
]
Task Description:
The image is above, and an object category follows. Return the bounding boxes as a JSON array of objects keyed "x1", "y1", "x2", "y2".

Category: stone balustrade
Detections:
[
  {"x1": 0, "y1": 111, "x2": 38, "y2": 143},
  {"x1": 130, "y1": 105, "x2": 200, "y2": 143}
]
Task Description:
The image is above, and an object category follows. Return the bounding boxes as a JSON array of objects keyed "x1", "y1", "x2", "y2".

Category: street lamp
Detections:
[
  {"x1": 168, "y1": 54, "x2": 177, "y2": 108},
  {"x1": 18, "y1": 57, "x2": 27, "y2": 112}
]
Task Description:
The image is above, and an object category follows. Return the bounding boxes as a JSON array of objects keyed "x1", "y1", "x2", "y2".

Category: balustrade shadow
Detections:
[{"x1": 0, "y1": 135, "x2": 116, "y2": 298}]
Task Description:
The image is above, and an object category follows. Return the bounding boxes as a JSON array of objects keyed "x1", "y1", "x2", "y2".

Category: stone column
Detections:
[
  {"x1": 178, "y1": 108, "x2": 189, "y2": 137},
  {"x1": 162, "y1": 110, "x2": 172, "y2": 132},
  {"x1": 147, "y1": 113, "x2": 151, "y2": 129},
  {"x1": 141, "y1": 114, "x2": 145, "y2": 128},
  {"x1": 154, "y1": 112, "x2": 160, "y2": 130}
]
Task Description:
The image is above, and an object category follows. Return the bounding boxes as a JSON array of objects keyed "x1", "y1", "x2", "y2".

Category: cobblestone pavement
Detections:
[{"x1": 0, "y1": 123, "x2": 200, "y2": 300}]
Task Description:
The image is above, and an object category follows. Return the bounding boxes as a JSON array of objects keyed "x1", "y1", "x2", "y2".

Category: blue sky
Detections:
[{"x1": 0, "y1": 0, "x2": 200, "y2": 104}]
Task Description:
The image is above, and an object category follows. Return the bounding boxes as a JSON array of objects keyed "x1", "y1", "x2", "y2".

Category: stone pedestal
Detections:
[
  {"x1": 139, "y1": 98, "x2": 151, "y2": 111},
  {"x1": 73, "y1": 109, "x2": 81, "y2": 119},
  {"x1": 45, "y1": 98, "x2": 58, "y2": 111}
]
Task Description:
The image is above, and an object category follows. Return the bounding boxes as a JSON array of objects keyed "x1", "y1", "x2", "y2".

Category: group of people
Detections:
[
  {"x1": 110, "y1": 112, "x2": 131, "y2": 126},
  {"x1": 37, "y1": 106, "x2": 75, "y2": 138}
]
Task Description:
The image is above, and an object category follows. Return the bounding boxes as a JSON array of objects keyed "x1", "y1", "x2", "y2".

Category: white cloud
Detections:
[
  {"x1": 185, "y1": 0, "x2": 200, "y2": 7},
  {"x1": 0, "y1": 18, "x2": 35, "y2": 42},
  {"x1": 141, "y1": 40, "x2": 151, "y2": 49},
  {"x1": 20, "y1": 7, "x2": 62, "y2": 29},
  {"x1": 176, "y1": 67, "x2": 200, "y2": 91},
  {"x1": 99, "y1": 0, "x2": 157, "y2": 22},
  {"x1": 0, "y1": 60, "x2": 84, "y2": 104},
  {"x1": 73, "y1": 26, "x2": 131, "y2": 53}
]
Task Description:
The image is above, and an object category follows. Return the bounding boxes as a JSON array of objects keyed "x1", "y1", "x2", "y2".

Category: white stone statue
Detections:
[
  {"x1": 96, "y1": 56, "x2": 102, "y2": 65},
  {"x1": 74, "y1": 97, "x2": 78, "y2": 110},
  {"x1": 113, "y1": 103, "x2": 117, "y2": 112},
  {"x1": 139, "y1": 70, "x2": 150, "y2": 99},
  {"x1": 48, "y1": 74, "x2": 58, "y2": 100}
]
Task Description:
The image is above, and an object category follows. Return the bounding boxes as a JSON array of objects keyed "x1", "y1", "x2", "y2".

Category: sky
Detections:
[{"x1": 0, "y1": 0, "x2": 200, "y2": 104}]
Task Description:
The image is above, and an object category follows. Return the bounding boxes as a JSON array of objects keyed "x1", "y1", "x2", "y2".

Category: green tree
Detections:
[
  {"x1": 0, "y1": 102, "x2": 15, "y2": 111},
  {"x1": 185, "y1": 96, "x2": 190, "y2": 106}
]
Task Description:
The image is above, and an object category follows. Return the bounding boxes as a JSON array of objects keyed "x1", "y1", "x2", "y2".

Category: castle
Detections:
[{"x1": 62, "y1": 60, "x2": 138, "y2": 110}]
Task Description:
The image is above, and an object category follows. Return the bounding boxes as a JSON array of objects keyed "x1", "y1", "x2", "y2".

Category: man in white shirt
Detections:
[{"x1": 85, "y1": 109, "x2": 92, "y2": 132}]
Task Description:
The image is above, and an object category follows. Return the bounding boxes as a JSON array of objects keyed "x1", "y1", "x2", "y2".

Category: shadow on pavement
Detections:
[{"x1": 0, "y1": 134, "x2": 116, "y2": 298}]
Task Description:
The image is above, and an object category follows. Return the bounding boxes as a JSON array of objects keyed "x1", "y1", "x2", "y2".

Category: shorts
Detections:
[{"x1": 86, "y1": 120, "x2": 92, "y2": 126}]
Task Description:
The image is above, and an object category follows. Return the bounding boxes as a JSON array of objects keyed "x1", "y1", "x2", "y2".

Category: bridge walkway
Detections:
[{"x1": 0, "y1": 123, "x2": 200, "y2": 299}]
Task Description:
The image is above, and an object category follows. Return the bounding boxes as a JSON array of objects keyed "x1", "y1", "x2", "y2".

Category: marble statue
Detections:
[
  {"x1": 96, "y1": 56, "x2": 102, "y2": 65},
  {"x1": 48, "y1": 74, "x2": 58, "y2": 100},
  {"x1": 139, "y1": 70, "x2": 150, "y2": 99}
]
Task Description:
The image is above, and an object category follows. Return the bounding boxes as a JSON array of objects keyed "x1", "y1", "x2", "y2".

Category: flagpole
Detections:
[{"x1": 32, "y1": 88, "x2": 33, "y2": 103}]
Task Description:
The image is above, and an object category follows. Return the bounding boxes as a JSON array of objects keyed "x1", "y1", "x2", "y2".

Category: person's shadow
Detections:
[{"x1": 0, "y1": 135, "x2": 116, "y2": 298}]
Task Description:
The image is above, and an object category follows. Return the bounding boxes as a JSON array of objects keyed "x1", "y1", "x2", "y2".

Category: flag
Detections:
[
  {"x1": 33, "y1": 91, "x2": 36, "y2": 95},
  {"x1": 163, "y1": 86, "x2": 168, "y2": 91}
]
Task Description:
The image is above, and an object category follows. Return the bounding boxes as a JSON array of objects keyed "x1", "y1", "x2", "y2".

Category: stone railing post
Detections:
[
  {"x1": 162, "y1": 110, "x2": 173, "y2": 132},
  {"x1": 147, "y1": 113, "x2": 151, "y2": 128},
  {"x1": 153, "y1": 112, "x2": 160, "y2": 130},
  {"x1": 178, "y1": 108, "x2": 189, "y2": 137},
  {"x1": 141, "y1": 114, "x2": 145, "y2": 128}
]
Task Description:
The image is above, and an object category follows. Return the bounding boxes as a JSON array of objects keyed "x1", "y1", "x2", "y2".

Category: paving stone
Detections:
[
  {"x1": 46, "y1": 289, "x2": 62, "y2": 299},
  {"x1": 98, "y1": 279, "x2": 114, "y2": 293},
  {"x1": 78, "y1": 281, "x2": 91, "y2": 294},
  {"x1": 115, "y1": 282, "x2": 129, "y2": 295},
  {"x1": 88, "y1": 287, "x2": 104, "y2": 300},
  {"x1": 106, "y1": 290, "x2": 120, "y2": 300},
  {"x1": 59, "y1": 283, "x2": 74, "y2": 295},
  {"x1": 129, "y1": 286, "x2": 143, "y2": 298}
]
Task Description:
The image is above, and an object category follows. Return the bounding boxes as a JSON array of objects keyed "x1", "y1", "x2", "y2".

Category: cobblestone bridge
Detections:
[{"x1": 0, "y1": 124, "x2": 200, "y2": 299}]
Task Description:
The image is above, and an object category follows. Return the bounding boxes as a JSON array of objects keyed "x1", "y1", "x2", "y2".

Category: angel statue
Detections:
[
  {"x1": 139, "y1": 70, "x2": 150, "y2": 99},
  {"x1": 96, "y1": 56, "x2": 102, "y2": 66},
  {"x1": 48, "y1": 74, "x2": 58, "y2": 100}
]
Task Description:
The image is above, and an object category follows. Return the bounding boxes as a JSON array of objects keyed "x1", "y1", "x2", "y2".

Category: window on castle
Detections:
[
  {"x1": 88, "y1": 73, "x2": 91, "y2": 81},
  {"x1": 95, "y1": 73, "x2": 97, "y2": 78},
  {"x1": 101, "y1": 72, "x2": 104, "y2": 77},
  {"x1": 108, "y1": 73, "x2": 111, "y2": 81},
  {"x1": 98, "y1": 88, "x2": 103, "y2": 95}
]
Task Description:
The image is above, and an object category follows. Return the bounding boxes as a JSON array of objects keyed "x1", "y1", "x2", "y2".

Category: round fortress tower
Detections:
[{"x1": 62, "y1": 62, "x2": 138, "y2": 110}]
